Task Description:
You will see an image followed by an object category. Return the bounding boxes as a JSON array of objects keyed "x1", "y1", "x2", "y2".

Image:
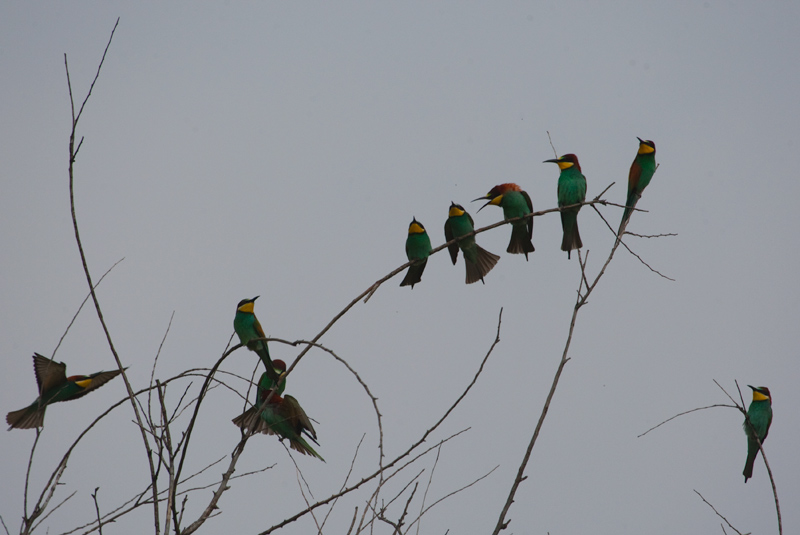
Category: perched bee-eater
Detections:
[
  {"x1": 474, "y1": 183, "x2": 535, "y2": 260},
  {"x1": 444, "y1": 202, "x2": 500, "y2": 284},
  {"x1": 544, "y1": 154, "x2": 587, "y2": 258},
  {"x1": 619, "y1": 138, "x2": 657, "y2": 233},
  {"x1": 232, "y1": 361, "x2": 324, "y2": 461},
  {"x1": 400, "y1": 218, "x2": 433, "y2": 288},
  {"x1": 232, "y1": 359, "x2": 287, "y2": 430},
  {"x1": 234, "y1": 297, "x2": 280, "y2": 385},
  {"x1": 6, "y1": 353, "x2": 124, "y2": 430},
  {"x1": 743, "y1": 385, "x2": 773, "y2": 483}
]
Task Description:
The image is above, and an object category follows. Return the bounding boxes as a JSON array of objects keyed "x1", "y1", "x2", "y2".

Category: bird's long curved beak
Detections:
[
  {"x1": 472, "y1": 194, "x2": 493, "y2": 212},
  {"x1": 543, "y1": 158, "x2": 560, "y2": 164}
]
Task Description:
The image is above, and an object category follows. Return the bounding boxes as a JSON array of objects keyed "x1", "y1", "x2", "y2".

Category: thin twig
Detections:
[
  {"x1": 407, "y1": 465, "x2": 498, "y2": 532},
  {"x1": 416, "y1": 445, "x2": 442, "y2": 535},
  {"x1": 260, "y1": 429, "x2": 470, "y2": 534},
  {"x1": 147, "y1": 312, "x2": 175, "y2": 434},
  {"x1": 492, "y1": 183, "x2": 632, "y2": 533},
  {"x1": 91, "y1": 488, "x2": 103, "y2": 535},
  {"x1": 22, "y1": 429, "x2": 42, "y2": 530},
  {"x1": 546, "y1": 131, "x2": 558, "y2": 158},
  {"x1": 638, "y1": 404, "x2": 736, "y2": 438},
  {"x1": 320, "y1": 434, "x2": 367, "y2": 531},
  {"x1": 31, "y1": 491, "x2": 77, "y2": 532},
  {"x1": 593, "y1": 204, "x2": 675, "y2": 281},
  {"x1": 64, "y1": 18, "x2": 163, "y2": 535},
  {"x1": 694, "y1": 490, "x2": 744, "y2": 535},
  {"x1": 625, "y1": 231, "x2": 678, "y2": 239},
  {"x1": 52, "y1": 258, "x2": 124, "y2": 359}
]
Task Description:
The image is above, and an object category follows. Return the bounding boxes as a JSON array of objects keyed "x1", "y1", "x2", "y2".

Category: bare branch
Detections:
[
  {"x1": 638, "y1": 404, "x2": 737, "y2": 438},
  {"x1": 64, "y1": 19, "x2": 162, "y2": 534},
  {"x1": 31, "y1": 491, "x2": 77, "y2": 533},
  {"x1": 52, "y1": 258, "x2": 124, "y2": 359},
  {"x1": 408, "y1": 465, "x2": 499, "y2": 532},
  {"x1": 625, "y1": 231, "x2": 678, "y2": 239},
  {"x1": 492, "y1": 187, "x2": 640, "y2": 533},
  {"x1": 593, "y1": 204, "x2": 675, "y2": 281},
  {"x1": 694, "y1": 490, "x2": 744, "y2": 535},
  {"x1": 91, "y1": 488, "x2": 104, "y2": 535}
]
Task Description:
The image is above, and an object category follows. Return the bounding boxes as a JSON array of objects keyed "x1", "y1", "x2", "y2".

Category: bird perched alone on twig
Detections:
[
  {"x1": 444, "y1": 202, "x2": 500, "y2": 284},
  {"x1": 233, "y1": 360, "x2": 324, "y2": 461},
  {"x1": 7, "y1": 353, "x2": 124, "y2": 430},
  {"x1": 400, "y1": 217, "x2": 433, "y2": 288},
  {"x1": 742, "y1": 385, "x2": 772, "y2": 482},
  {"x1": 544, "y1": 154, "x2": 587, "y2": 258},
  {"x1": 474, "y1": 183, "x2": 535, "y2": 260},
  {"x1": 234, "y1": 296, "x2": 281, "y2": 385},
  {"x1": 619, "y1": 138, "x2": 657, "y2": 234}
]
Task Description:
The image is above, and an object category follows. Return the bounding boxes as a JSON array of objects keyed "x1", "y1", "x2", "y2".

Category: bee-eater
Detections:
[
  {"x1": 400, "y1": 218, "x2": 433, "y2": 288},
  {"x1": 443, "y1": 202, "x2": 500, "y2": 284},
  {"x1": 474, "y1": 183, "x2": 535, "y2": 260},
  {"x1": 544, "y1": 154, "x2": 587, "y2": 258},
  {"x1": 232, "y1": 359, "x2": 286, "y2": 430},
  {"x1": 234, "y1": 297, "x2": 280, "y2": 385},
  {"x1": 232, "y1": 363, "x2": 324, "y2": 461},
  {"x1": 619, "y1": 138, "x2": 657, "y2": 233},
  {"x1": 743, "y1": 385, "x2": 773, "y2": 482},
  {"x1": 6, "y1": 353, "x2": 124, "y2": 430}
]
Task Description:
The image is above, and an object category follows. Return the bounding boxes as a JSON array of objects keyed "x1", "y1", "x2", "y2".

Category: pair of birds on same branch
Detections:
[
  {"x1": 232, "y1": 296, "x2": 324, "y2": 461},
  {"x1": 401, "y1": 138, "x2": 657, "y2": 287}
]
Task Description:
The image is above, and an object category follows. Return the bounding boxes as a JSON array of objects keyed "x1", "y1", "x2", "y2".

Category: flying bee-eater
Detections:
[
  {"x1": 234, "y1": 297, "x2": 280, "y2": 385},
  {"x1": 474, "y1": 183, "x2": 535, "y2": 260},
  {"x1": 619, "y1": 138, "x2": 657, "y2": 233},
  {"x1": 743, "y1": 385, "x2": 772, "y2": 482},
  {"x1": 544, "y1": 154, "x2": 587, "y2": 258},
  {"x1": 400, "y1": 218, "x2": 433, "y2": 288},
  {"x1": 232, "y1": 362, "x2": 324, "y2": 461},
  {"x1": 7, "y1": 353, "x2": 124, "y2": 430},
  {"x1": 444, "y1": 202, "x2": 500, "y2": 284}
]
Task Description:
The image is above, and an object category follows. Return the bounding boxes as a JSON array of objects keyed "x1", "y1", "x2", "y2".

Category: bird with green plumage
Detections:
[
  {"x1": 742, "y1": 385, "x2": 773, "y2": 483},
  {"x1": 619, "y1": 138, "x2": 657, "y2": 234},
  {"x1": 544, "y1": 154, "x2": 587, "y2": 258},
  {"x1": 474, "y1": 183, "x2": 535, "y2": 260},
  {"x1": 400, "y1": 217, "x2": 433, "y2": 288},
  {"x1": 444, "y1": 202, "x2": 500, "y2": 284},
  {"x1": 232, "y1": 360, "x2": 324, "y2": 461},
  {"x1": 234, "y1": 296, "x2": 280, "y2": 385},
  {"x1": 7, "y1": 353, "x2": 124, "y2": 430}
]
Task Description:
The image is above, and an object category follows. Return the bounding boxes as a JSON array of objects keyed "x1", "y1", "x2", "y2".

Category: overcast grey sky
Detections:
[{"x1": 2, "y1": 2, "x2": 799, "y2": 534}]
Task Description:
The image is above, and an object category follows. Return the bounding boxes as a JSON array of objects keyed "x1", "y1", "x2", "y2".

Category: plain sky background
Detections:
[{"x1": 1, "y1": 3, "x2": 798, "y2": 534}]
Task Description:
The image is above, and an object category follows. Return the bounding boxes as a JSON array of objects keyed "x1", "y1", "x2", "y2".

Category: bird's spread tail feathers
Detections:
[
  {"x1": 288, "y1": 436, "x2": 326, "y2": 461},
  {"x1": 6, "y1": 404, "x2": 45, "y2": 430},
  {"x1": 465, "y1": 246, "x2": 500, "y2": 284}
]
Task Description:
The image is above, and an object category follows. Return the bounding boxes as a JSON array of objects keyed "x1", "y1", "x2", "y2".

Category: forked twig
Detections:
[{"x1": 694, "y1": 490, "x2": 745, "y2": 535}]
